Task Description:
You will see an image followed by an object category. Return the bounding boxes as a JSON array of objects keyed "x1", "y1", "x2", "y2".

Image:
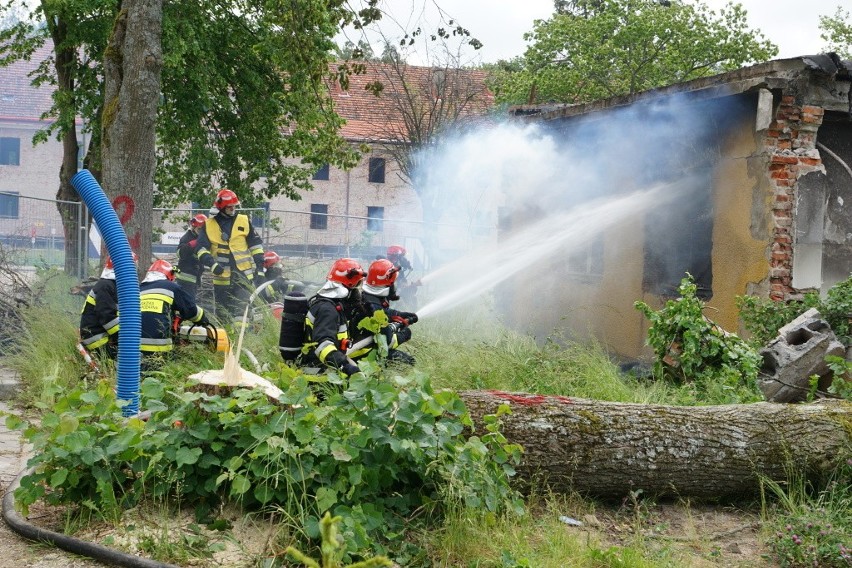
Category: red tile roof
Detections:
[
  {"x1": 1, "y1": 47, "x2": 495, "y2": 140},
  {"x1": 328, "y1": 61, "x2": 494, "y2": 142},
  {"x1": 0, "y1": 43, "x2": 55, "y2": 123}
]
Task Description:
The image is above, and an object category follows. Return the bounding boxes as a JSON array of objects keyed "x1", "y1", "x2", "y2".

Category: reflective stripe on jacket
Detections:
[
  {"x1": 140, "y1": 280, "x2": 204, "y2": 353},
  {"x1": 79, "y1": 278, "x2": 119, "y2": 348},
  {"x1": 196, "y1": 214, "x2": 259, "y2": 284}
]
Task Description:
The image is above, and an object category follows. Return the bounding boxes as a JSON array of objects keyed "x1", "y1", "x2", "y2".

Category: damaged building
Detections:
[{"x1": 500, "y1": 54, "x2": 852, "y2": 360}]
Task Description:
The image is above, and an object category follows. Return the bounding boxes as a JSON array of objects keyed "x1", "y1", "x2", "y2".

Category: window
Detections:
[
  {"x1": 251, "y1": 202, "x2": 270, "y2": 228},
  {"x1": 0, "y1": 191, "x2": 20, "y2": 218},
  {"x1": 310, "y1": 204, "x2": 328, "y2": 230},
  {"x1": 312, "y1": 164, "x2": 330, "y2": 181},
  {"x1": 567, "y1": 235, "x2": 604, "y2": 278},
  {"x1": 368, "y1": 157, "x2": 385, "y2": 183},
  {"x1": 367, "y1": 206, "x2": 384, "y2": 232},
  {"x1": 0, "y1": 137, "x2": 20, "y2": 166},
  {"x1": 643, "y1": 176, "x2": 713, "y2": 299}
]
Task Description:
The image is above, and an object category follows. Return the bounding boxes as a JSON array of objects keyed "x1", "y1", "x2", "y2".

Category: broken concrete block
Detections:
[{"x1": 758, "y1": 308, "x2": 845, "y2": 403}]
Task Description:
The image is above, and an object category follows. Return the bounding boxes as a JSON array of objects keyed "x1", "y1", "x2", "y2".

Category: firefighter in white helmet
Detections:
[{"x1": 79, "y1": 253, "x2": 138, "y2": 360}]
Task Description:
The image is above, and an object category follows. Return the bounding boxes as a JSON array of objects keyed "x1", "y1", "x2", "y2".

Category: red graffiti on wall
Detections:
[
  {"x1": 111, "y1": 195, "x2": 141, "y2": 251},
  {"x1": 486, "y1": 390, "x2": 573, "y2": 406}
]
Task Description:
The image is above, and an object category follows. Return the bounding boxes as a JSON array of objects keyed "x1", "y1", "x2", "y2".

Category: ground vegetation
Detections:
[{"x1": 1, "y1": 267, "x2": 850, "y2": 566}]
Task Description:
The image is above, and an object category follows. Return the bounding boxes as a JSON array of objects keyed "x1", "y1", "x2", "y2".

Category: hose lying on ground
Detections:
[{"x1": 2, "y1": 466, "x2": 180, "y2": 568}]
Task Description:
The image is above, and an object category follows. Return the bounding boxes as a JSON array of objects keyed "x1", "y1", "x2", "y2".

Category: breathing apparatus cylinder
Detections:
[{"x1": 278, "y1": 292, "x2": 309, "y2": 361}]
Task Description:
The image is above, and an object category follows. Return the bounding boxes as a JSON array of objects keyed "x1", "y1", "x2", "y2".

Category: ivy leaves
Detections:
[{"x1": 635, "y1": 274, "x2": 761, "y2": 394}]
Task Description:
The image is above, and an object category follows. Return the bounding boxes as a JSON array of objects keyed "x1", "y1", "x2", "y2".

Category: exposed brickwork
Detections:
[{"x1": 763, "y1": 96, "x2": 825, "y2": 301}]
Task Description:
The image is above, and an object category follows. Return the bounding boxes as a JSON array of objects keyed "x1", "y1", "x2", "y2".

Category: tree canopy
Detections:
[
  {"x1": 0, "y1": 0, "x2": 382, "y2": 210},
  {"x1": 820, "y1": 6, "x2": 852, "y2": 59},
  {"x1": 489, "y1": 0, "x2": 778, "y2": 105}
]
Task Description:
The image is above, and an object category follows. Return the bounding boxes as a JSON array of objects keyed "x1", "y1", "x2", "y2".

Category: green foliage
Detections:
[
  {"x1": 762, "y1": 459, "x2": 852, "y2": 567},
  {"x1": 489, "y1": 0, "x2": 778, "y2": 105},
  {"x1": 285, "y1": 512, "x2": 392, "y2": 568},
  {"x1": 735, "y1": 294, "x2": 820, "y2": 347},
  {"x1": 825, "y1": 356, "x2": 852, "y2": 400},
  {"x1": 635, "y1": 275, "x2": 761, "y2": 394},
  {"x1": 737, "y1": 274, "x2": 852, "y2": 347},
  {"x1": 13, "y1": 370, "x2": 522, "y2": 561},
  {"x1": 820, "y1": 7, "x2": 852, "y2": 59}
]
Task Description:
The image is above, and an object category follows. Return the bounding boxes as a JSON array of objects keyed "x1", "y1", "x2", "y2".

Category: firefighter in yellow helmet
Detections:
[{"x1": 194, "y1": 189, "x2": 265, "y2": 327}]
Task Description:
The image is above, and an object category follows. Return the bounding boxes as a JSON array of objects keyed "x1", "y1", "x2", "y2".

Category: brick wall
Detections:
[{"x1": 764, "y1": 95, "x2": 825, "y2": 301}]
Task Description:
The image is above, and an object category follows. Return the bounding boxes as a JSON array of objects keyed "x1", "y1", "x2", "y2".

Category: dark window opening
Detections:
[
  {"x1": 367, "y1": 206, "x2": 384, "y2": 232},
  {"x1": 0, "y1": 191, "x2": 20, "y2": 218},
  {"x1": 643, "y1": 176, "x2": 714, "y2": 299},
  {"x1": 313, "y1": 164, "x2": 330, "y2": 180},
  {"x1": 368, "y1": 157, "x2": 385, "y2": 183},
  {"x1": 0, "y1": 137, "x2": 20, "y2": 166},
  {"x1": 310, "y1": 204, "x2": 328, "y2": 230}
]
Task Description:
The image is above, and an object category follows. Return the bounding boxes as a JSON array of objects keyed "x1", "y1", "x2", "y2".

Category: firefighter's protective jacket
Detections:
[
  {"x1": 140, "y1": 277, "x2": 205, "y2": 353},
  {"x1": 79, "y1": 277, "x2": 119, "y2": 350},
  {"x1": 194, "y1": 212, "x2": 264, "y2": 286},
  {"x1": 304, "y1": 296, "x2": 352, "y2": 371},
  {"x1": 175, "y1": 229, "x2": 204, "y2": 286},
  {"x1": 346, "y1": 292, "x2": 411, "y2": 360}
]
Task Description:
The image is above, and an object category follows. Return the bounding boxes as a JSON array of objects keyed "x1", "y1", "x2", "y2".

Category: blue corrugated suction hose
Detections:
[{"x1": 71, "y1": 170, "x2": 141, "y2": 416}]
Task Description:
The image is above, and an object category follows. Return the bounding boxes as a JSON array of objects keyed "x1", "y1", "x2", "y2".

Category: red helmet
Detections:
[
  {"x1": 326, "y1": 258, "x2": 365, "y2": 288},
  {"x1": 148, "y1": 259, "x2": 176, "y2": 281},
  {"x1": 263, "y1": 251, "x2": 281, "y2": 269},
  {"x1": 386, "y1": 245, "x2": 406, "y2": 258},
  {"x1": 366, "y1": 258, "x2": 398, "y2": 287},
  {"x1": 190, "y1": 213, "x2": 207, "y2": 228},
  {"x1": 214, "y1": 189, "x2": 240, "y2": 209},
  {"x1": 105, "y1": 251, "x2": 139, "y2": 269}
]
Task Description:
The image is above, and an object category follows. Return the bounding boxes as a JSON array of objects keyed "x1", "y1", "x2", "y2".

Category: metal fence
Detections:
[
  {"x1": 0, "y1": 191, "x2": 86, "y2": 276},
  {"x1": 2, "y1": 196, "x2": 496, "y2": 280}
]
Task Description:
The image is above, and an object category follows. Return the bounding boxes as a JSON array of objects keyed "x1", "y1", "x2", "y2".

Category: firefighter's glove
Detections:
[
  {"x1": 401, "y1": 312, "x2": 418, "y2": 325},
  {"x1": 211, "y1": 263, "x2": 225, "y2": 276},
  {"x1": 197, "y1": 313, "x2": 211, "y2": 327},
  {"x1": 341, "y1": 361, "x2": 361, "y2": 378}
]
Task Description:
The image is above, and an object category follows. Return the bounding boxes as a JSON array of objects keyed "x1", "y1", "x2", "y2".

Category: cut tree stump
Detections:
[{"x1": 458, "y1": 390, "x2": 852, "y2": 500}]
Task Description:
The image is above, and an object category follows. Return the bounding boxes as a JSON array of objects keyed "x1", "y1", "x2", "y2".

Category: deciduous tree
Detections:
[
  {"x1": 820, "y1": 6, "x2": 852, "y2": 59},
  {"x1": 489, "y1": 0, "x2": 778, "y2": 105}
]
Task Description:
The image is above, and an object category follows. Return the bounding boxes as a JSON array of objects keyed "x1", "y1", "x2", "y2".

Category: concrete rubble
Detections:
[{"x1": 757, "y1": 308, "x2": 845, "y2": 403}]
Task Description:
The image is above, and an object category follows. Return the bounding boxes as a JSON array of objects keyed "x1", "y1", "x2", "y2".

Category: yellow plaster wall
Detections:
[
  {"x1": 502, "y1": 106, "x2": 770, "y2": 359},
  {"x1": 705, "y1": 119, "x2": 772, "y2": 333}
]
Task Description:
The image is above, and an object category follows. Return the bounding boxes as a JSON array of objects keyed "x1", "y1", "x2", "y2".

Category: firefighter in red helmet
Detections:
[
  {"x1": 258, "y1": 250, "x2": 305, "y2": 303},
  {"x1": 139, "y1": 259, "x2": 209, "y2": 371},
  {"x1": 175, "y1": 213, "x2": 207, "y2": 302},
  {"x1": 347, "y1": 258, "x2": 418, "y2": 365},
  {"x1": 194, "y1": 189, "x2": 266, "y2": 328},
  {"x1": 279, "y1": 258, "x2": 365, "y2": 378},
  {"x1": 381, "y1": 244, "x2": 418, "y2": 307}
]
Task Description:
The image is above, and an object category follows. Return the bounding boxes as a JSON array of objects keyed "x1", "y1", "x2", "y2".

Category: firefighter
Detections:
[
  {"x1": 194, "y1": 189, "x2": 265, "y2": 328},
  {"x1": 175, "y1": 213, "x2": 207, "y2": 302},
  {"x1": 283, "y1": 258, "x2": 365, "y2": 377},
  {"x1": 79, "y1": 253, "x2": 138, "y2": 360},
  {"x1": 139, "y1": 259, "x2": 209, "y2": 370},
  {"x1": 382, "y1": 244, "x2": 419, "y2": 308},
  {"x1": 258, "y1": 250, "x2": 305, "y2": 303},
  {"x1": 348, "y1": 258, "x2": 418, "y2": 365}
]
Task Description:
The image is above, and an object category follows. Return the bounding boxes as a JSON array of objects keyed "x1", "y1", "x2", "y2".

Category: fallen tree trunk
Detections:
[{"x1": 458, "y1": 391, "x2": 852, "y2": 500}]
